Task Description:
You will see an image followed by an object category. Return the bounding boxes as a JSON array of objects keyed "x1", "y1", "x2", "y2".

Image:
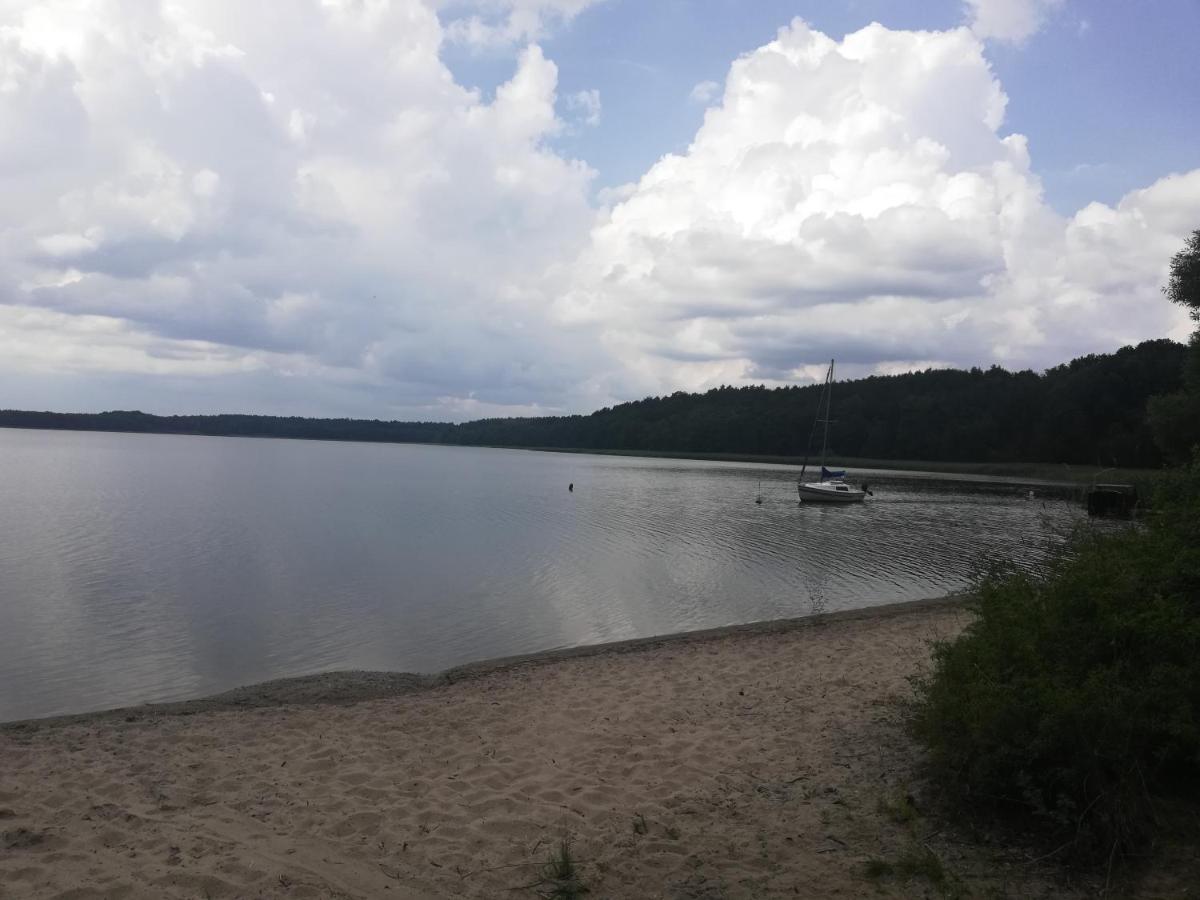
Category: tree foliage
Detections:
[
  {"x1": 909, "y1": 455, "x2": 1200, "y2": 862},
  {"x1": 1165, "y1": 228, "x2": 1200, "y2": 321},
  {"x1": 1148, "y1": 333, "x2": 1200, "y2": 463},
  {"x1": 0, "y1": 339, "x2": 1187, "y2": 468},
  {"x1": 1148, "y1": 229, "x2": 1200, "y2": 462}
]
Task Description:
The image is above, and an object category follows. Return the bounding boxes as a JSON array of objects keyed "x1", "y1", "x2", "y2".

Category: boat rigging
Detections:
[{"x1": 797, "y1": 359, "x2": 868, "y2": 504}]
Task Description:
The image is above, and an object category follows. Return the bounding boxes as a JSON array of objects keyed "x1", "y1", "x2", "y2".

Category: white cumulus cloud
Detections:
[
  {"x1": 0, "y1": 7, "x2": 1195, "y2": 419},
  {"x1": 964, "y1": 0, "x2": 1064, "y2": 43},
  {"x1": 565, "y1": 88, "x2": 601, "y2": 126},
  {"x1": 0, "y1": 0, "x2": 608, "y2": 417},
  {"x1": 556, "y1": 19, "x2": 1197, "y2": 397},
  {"x1": 689, "y1": 80, "x2": 720, "y2": 104}
]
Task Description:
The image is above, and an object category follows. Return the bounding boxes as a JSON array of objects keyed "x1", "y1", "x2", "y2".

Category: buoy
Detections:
[{"x1": 568, "y1": 483, "x2": 574, "y2": 492}]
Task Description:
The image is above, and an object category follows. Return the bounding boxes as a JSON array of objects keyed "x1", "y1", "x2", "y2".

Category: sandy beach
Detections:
[{"x1": 1, "y1": 599, "x2": 1099, "y2": 899}]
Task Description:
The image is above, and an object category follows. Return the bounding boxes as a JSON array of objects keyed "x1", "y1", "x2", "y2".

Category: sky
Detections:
[{"x1": 1, "y1": 0, "x2": 1198, "y2": 420}]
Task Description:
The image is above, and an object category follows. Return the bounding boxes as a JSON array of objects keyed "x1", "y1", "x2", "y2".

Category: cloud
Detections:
[
  {"x1": 689, "y1": 80, "x2": 720, "y2": 104},
  {"x1": 0, "y1": 0, "x2": 609, "y2": 417},
  {"x1": 440, "y1": 0, "x2": 604, "y2": 48},
  {"x1": 0, "y1": 6, "x2": 1196, "y2": 420},
  {"x1": 565, "y1": 88, "x2": 601, "y2": 126},
  {"x1": 963, "y1": 0, "x2": 1064, "y2": 43},
  {"x1": 556, "y1": 19, "x2": 1198, "y2": 396}
]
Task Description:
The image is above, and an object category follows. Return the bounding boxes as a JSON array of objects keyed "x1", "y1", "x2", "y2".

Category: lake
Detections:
[{"x1": 0, "y1": 428, "x2": 1081, "y2": 722}]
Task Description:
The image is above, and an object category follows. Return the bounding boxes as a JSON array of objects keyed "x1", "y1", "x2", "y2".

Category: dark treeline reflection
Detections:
[{"x1": 1, "y1": 339, "x2": 1185, "y2": 468}]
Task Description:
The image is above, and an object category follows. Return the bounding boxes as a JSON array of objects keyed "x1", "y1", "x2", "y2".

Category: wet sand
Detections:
[{"x1": 0, "y1": 598, "x2": 1090, "y2": 898}]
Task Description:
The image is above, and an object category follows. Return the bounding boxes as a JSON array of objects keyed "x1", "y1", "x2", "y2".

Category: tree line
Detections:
[{"x1": 0, "y1": 337, "x2": 1187, "y2": 468}]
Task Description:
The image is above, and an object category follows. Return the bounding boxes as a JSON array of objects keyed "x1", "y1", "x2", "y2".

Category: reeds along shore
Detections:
[{"x1": 0, "y1": 598, "x2": 1097, "y2": 899}]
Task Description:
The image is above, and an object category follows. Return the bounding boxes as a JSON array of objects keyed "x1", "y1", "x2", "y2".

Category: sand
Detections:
[{"x1": 0, "y1": 599, "x2": 1092, "y2": 899}]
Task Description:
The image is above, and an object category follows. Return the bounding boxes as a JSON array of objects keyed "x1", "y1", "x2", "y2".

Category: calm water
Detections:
[{"x1": 0, "y1": 428, "x2": 1081, "y2": 722}]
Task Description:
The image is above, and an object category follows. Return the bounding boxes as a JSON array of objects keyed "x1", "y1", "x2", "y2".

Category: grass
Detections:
[
  {"x1": 876, "y1": 790, "x2": 919, "y2": 826},
  {"x1": 531, "y1": 837, "x2": 589, "y2": 899},
  {"x1": 893, "y1": 846, "x2": 946, "y2": 885},
  {"x1": 864, "y1": 784, "x2": 963, "y2": 896},
  {"x1": 865, "y1": 844, "x2": 964, "y2": 897}
]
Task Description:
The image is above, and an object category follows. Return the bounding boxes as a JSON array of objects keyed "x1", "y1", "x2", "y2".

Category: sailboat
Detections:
[{"x1": 797, "y1": 360, "x2": 867, "y2": 504}]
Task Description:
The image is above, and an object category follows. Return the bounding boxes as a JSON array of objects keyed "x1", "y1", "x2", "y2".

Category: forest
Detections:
[{"x1": 0, "y1": 338, "x2": 1187, "y2": 468}]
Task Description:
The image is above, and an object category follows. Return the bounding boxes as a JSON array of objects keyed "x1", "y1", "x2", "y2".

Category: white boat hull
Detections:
[{"x1": 797, "y1": 481, "x2": 866, "y2": 503}]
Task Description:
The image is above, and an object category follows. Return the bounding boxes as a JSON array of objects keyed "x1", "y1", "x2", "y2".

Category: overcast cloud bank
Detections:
[{"x1": 0, "y1": 1, "x2": 1195, "y2": 418}]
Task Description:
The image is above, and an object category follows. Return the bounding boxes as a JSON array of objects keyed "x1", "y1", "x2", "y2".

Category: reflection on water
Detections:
[{"x1": 0, "y1": 428, "x2": 1082, "y2": 721}]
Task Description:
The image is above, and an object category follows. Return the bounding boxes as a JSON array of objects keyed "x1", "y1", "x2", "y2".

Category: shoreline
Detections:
[
  {"x1": 2, "y1": 594, "x2": 968, "y2": 732},
  {"x1": 2, "y1": 592, "x2": 1101, "y2": 899},
  {"x1": 2, "y1": 423, "x2": 1151, "y2": 487},
  {"x1": 520, "y1": 446, "x2": 1109, "y2": 486}
]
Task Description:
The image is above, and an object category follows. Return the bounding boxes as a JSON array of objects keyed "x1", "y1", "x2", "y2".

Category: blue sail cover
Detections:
[{"x1": 821, "y1": 466, "x2": 845, "y2": 480}]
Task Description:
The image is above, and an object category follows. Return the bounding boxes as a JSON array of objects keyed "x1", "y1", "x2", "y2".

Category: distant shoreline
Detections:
[
  {"x1": 1, "y1": 594, "x2": 968, "y2": 731},
  {"x1": 515, "y1": 446, "x2": 1109, "y2": 486},
  {"x1": 0, "y1": 421, "x2": 1149, "y2": 487}
]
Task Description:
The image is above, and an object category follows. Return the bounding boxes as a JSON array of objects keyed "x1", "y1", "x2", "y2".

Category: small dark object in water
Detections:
[
  {"x1": 862, "y1": 481, "x2": 874, "y2": 497},
  {"x1": 568, "y1": 483, "x2": 573, "y2": 492},
  {"x1": 1087, "y1": 484, "x2": 1137, "y2": 518}
]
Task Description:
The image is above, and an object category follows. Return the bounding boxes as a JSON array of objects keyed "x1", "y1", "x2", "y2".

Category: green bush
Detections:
[{"x1": 910, "y1": 456, "x2": 1200, "y2": 862}]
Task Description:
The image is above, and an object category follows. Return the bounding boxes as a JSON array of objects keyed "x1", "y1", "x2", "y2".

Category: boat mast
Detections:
[
  {"x1": 799, "y1": 359, "x2": 834, "y2": 484},
  {"x1": 818, "y1": 359, "x2": 833, "y2": 476}
]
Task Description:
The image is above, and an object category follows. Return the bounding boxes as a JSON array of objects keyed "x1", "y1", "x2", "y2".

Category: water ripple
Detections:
[{"x1": 0, "y1": 430, "x2": 1086, "y2": 721}]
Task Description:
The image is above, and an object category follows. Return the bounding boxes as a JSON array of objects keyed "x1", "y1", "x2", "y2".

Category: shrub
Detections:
[{"x1": 909, "y1": 456, "x2": 1200, "y2": 862}]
